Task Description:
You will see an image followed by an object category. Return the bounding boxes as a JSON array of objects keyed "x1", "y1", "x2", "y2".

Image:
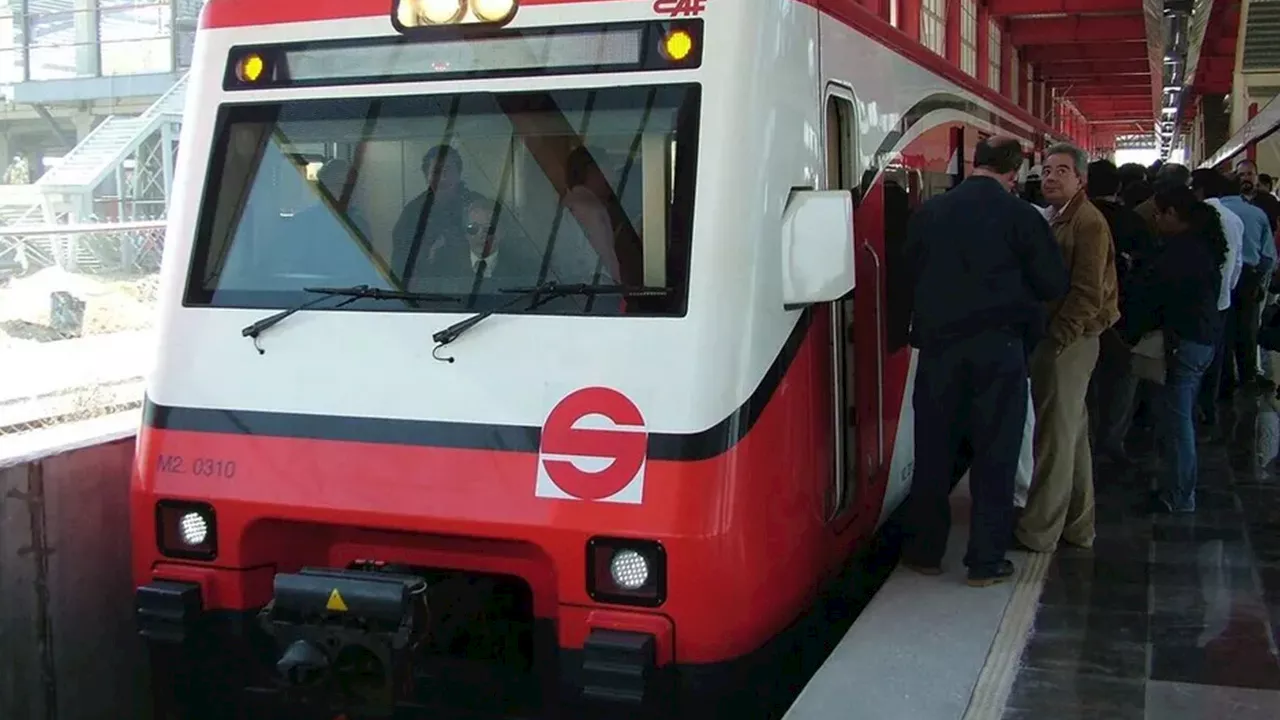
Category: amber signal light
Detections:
[
  {"x1": 661, "y1": 29, "x2": 695, "y2": 63},
  {"x1": 236, "y1": 53, "x2": 266, "y2": 83}
]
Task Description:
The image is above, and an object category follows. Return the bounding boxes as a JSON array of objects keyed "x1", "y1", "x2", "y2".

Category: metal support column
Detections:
[
  {"x1": 161, "y1": 122, "x2": 175, "y2": 203},
  {"x1": 901, "y1": 0, "x2": 921, "y2": 42},
  {"x1": 1246, "y1": 102, "x2": 1259, "y2": 164},
  {"x1": 976, "y1": 2, "x2": 990, "y2": 89},
  {"x1": 945, "y1": 0, "x2": 961, "y2": 67},
  {"x1": 1000, "y1": 21, "x2": 1013, "y2": 97}
]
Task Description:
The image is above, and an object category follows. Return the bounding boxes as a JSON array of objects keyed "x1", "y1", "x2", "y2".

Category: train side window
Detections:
[
  {"x1": 825, "y1": 96, "x2": 856, "y2": 191},
  {"x1": 823, "y1": 89, "x2": 860, "y2": 521}
]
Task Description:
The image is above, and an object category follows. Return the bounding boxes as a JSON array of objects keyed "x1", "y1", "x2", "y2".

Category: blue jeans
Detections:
[{"x1": 1159, "y1": 337, "x2": 1216, "y2": 510}]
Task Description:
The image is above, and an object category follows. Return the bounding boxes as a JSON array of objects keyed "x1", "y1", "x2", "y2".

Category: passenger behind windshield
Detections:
[
  {"x1": 561, "y1": 146, "x2": 623, "y2": 284},
  {"x1": 391, "y1": 145, "x2": 485, "y2": 289}
]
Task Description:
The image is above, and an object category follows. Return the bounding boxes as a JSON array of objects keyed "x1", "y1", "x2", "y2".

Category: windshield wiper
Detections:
[
  {"x1": 242, "y1": 285, "x2": 460, "y2": 354},
  {"x1": 430, "y1": 282, "x2": 671, "y2": 363}
]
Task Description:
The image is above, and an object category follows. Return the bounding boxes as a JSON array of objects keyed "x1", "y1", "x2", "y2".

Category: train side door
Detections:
[{"x1": 823, "y1": 86, "x2": 881, "y2": 527}]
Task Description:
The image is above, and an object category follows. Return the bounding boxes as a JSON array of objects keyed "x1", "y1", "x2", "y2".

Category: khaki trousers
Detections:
[{"x1": 1016, "y1": 334, "x2": 1100, "y2": 552}]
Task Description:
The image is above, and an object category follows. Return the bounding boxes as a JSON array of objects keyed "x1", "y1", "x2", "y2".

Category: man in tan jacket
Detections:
[{"x1": 1015, "y1": 143, "x2": 1121, "y2": 553}]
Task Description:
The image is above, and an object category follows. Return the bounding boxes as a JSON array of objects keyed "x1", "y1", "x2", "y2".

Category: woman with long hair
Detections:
[{"x1": 1127, "y1": 185, "x2": 1227, "y2": 513}]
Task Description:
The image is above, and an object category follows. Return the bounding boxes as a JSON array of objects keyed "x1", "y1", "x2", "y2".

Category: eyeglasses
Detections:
[{"x1": 466, "y1": 222, "x2": 496, "y2": 236}]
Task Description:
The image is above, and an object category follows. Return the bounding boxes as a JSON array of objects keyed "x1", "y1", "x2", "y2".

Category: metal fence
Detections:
[{"x1": 0, "y1": 221, "x2": 163, "y2": 439}]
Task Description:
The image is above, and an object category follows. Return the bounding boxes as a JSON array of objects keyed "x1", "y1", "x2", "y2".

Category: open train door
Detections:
[{"x1": 822, "y1": 84, "x2": 887, "y2": 535}]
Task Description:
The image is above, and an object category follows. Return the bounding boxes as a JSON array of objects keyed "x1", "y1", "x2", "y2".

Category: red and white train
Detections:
[{"x1": 129, "y1": 0, "x2": 1059, "y2": 717}]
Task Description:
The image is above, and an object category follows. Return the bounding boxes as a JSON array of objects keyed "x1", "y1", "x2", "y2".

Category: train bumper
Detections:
[
  {"x1": 137, "y1": 579, "x2": 205, "y2": 644},
  {"x1": 134, "y1": 574, "x2": 666, "y2": 719}
]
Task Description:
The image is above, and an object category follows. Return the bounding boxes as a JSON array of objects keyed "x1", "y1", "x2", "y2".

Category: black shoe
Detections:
[
  {"x1": 900, "y1": 548, "x2": 944, "y2": 575},
  {"x1": 901, "y1": 561, "x2": 943, "y2": 576},
  {"x1": 967, "y1": 560, "x2": 1016, "y2": 587}
]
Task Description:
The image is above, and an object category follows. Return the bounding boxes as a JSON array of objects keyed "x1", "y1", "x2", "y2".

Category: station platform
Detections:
[{"x1": 785, "y1": 394, "x2": 1280, "y2": 720}]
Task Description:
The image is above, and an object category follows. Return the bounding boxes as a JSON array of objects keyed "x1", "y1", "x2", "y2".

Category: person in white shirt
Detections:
[{"x1": 1191, "y1": 169, "x2": 1245, "y2": 432}]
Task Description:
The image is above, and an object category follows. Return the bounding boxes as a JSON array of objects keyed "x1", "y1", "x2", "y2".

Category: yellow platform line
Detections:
[{"x1": 960, "y1": 549, "x2": 1053, "y2": 720}]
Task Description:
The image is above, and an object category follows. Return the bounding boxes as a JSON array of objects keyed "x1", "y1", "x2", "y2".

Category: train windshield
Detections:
[{"x1": 184, "y1": 84, "x2": 700, "y2": 316}]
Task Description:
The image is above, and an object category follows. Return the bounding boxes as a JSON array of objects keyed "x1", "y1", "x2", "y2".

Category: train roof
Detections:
[{"x1": 201, "y1": 0, "x2": 610, "y2": 29}]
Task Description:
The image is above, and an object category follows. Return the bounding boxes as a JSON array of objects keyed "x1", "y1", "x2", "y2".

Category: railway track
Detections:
[{"x1": 0, "y1": 377, "x2": 146, "y2": 436}]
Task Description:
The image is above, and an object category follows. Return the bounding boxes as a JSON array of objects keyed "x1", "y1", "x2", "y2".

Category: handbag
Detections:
[{"x1": 1130, "y1": 330, "x2": 1166, "y2": 385}]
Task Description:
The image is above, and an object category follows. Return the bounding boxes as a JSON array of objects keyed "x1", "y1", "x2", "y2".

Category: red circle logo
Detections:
[{"x1": 540, "y1": 387, "x2": 648, "y2": 501}]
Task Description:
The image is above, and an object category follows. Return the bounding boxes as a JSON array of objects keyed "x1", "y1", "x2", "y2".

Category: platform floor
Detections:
[{"x1": 786, "y1": 392, "x2": 1280, "y2": 720}]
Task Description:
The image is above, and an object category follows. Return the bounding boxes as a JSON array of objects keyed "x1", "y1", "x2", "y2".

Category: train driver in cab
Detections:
[
  {"x1": 446, "y1": 196, "x2": 542, "y2": 296},
  {"x1": 390, "y1": 144, "x2": 485, "y2": 289}
]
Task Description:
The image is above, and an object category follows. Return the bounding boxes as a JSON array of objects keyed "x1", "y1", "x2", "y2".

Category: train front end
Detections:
[{"x1": 127, "y1": 0, "x2": 776, "y2": 718}]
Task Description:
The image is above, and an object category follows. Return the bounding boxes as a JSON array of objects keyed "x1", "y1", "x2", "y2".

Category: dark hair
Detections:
[
  {"x1": 1153, "y1": 185, "x2": 1227, "y2": 269},
  {"x1": 1153, "y1": 162, "x2": 1190, "y2": 191},
  {"x1": 1190, "y1": 168, "x2": 1226, "y2": 198},
  {"x1": 973, "y1": 136, "x2": 1024, "y2": 174},
  {"x1": 422, "y1": 145, "x2": 462, "y2": 176},
  {"x1": 1121, "y1": 180, "x2": 1152, "y2": 208},
  {"x1": 1118, "y1": 163, "x2": 1148, "y2": 185},
  {"x1": 1261, "y1": 173, "x2": 1274, "y2": 187},
  {"x1": 317, "y1": 159, "x2": 353, "y2": 190},
  {"x1": 1087, "y1": 159, "x2": 1120, "y2": 197},
  {"x1": 566, "y1": 146, "x2": 602, "y2": 188},
  {"x1": 1223, "y1": 173, "x2": 1243, "y2": 195}
]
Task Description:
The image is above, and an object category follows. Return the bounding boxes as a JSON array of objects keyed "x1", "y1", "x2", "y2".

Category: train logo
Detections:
[
  {"x1": 535, "y1": 387, "x2": 648, "y2": 504},
  {"x1": 653, "y1": 0, "x2": 707, "y2": 18}
]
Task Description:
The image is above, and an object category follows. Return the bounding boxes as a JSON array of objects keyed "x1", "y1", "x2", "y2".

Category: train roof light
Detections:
[
  {"x1": 471, "y1": 0, "x2": 518, "y2": 23},
  {"x1": 393, "y1": 0, "x2": 518, "y2": 29},
  {"x1": 396, "y1": 0, "x2": 467, "y2": 27}
]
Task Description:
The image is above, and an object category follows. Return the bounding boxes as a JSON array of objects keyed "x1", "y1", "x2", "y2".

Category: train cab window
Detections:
[{"x1": 184, "y1": 85, "x2": 701, "y2": 316}]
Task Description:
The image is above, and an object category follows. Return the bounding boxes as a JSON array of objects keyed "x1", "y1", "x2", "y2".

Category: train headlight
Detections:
[
  {"x1": 609, "y1": 549, "x2": 650, "y2": 590},
  {"x1": 587, "y1": 537, "x2": 666, "y2": 607},
  {"x1": 179, "y1": 512, "x2": 209, "y2": 545},
  {"x1": 471, "y1": 0, "x2": 518, "y2": 23},
  {"x1": 397, "y1": 0, "x2": 467, "y2": 27},
  {"x1": 156, "y1": 500, "x2": 218, "y2": 561}
]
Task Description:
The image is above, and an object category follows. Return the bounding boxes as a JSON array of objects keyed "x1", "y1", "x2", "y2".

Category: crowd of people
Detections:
[{"x1": 899, "y1": 135, "x2": 1280, "y2": 587}]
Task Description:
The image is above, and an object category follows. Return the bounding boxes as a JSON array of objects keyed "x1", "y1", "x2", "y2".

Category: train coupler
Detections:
[{"x1": 257, "y1": 567, "x2": 430, "y2": 718}]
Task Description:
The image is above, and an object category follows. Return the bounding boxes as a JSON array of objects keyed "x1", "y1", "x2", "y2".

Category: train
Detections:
[{"x1": 129, "y1": 0, "x2": 1060, "y2": 718}]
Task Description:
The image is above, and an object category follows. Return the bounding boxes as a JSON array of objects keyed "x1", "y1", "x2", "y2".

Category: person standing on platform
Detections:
[
  {"x1": 1084, "y1": 159, "x2": 1154, "y2": 466},
  {"x1": 1219, "y1": 173, "x2": 1276, "y2": 394},
  {"x1": 1190, "y1": 168, "x2": 1244, "y2": 434},
  {"x1": 899, "y1": 136, "x2": 1068, "y2": 587},
  {"x1": 1134, "y1": 163, "x2": 1191, "y2": 238},
  {"x1": 1015, "y1": 143, "x2": 1120, "y2": 554}
]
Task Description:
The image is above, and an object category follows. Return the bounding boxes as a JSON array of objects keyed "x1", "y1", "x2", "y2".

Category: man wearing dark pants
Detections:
[
  {"x1": 1220, "y1": 174, "x2": 1276, "y2": 393},
  {"x1": 1190, "y1": 169, "x2": 1243, "y2": 431},
  {"x1": 1084, "y1": 159, "x2": 1154, "y2": 465},
  {"x1": 900, "y1": 136, "x2": 1068, "y2": 587}
]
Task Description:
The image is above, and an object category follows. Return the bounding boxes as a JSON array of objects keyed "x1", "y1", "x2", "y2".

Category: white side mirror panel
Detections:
[{"x1": 781, "y1": 190, "x2": 856, "y2": 307}]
